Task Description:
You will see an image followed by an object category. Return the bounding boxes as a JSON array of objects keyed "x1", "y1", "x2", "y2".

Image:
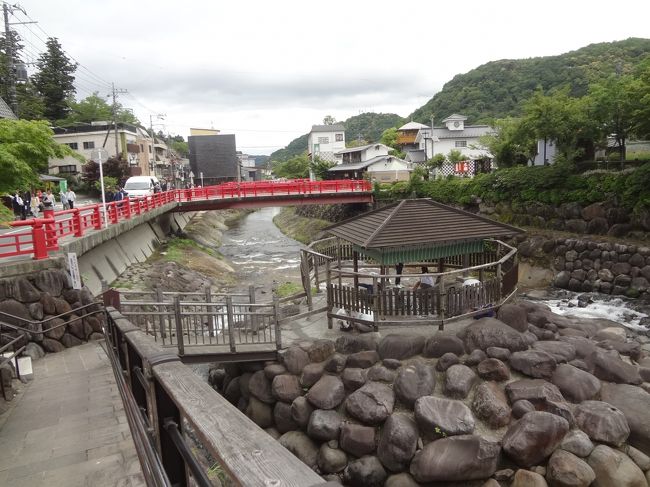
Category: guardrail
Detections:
[
  {"x1": 105, "y1": 307, "x2": 326, "y2": 487},
  {"x1": 1, "y1": 179, "x2": 372, "y2": 261}
]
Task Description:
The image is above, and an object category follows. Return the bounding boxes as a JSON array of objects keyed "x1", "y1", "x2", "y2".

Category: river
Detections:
[{"x1": 219, "y1": 207, "x2": 305, "y2": 295}]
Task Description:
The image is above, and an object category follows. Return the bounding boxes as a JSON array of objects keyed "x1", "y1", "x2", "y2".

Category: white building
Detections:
[
  {"x1": 410, "y1": 114, "x2": 493, "y2": 177},
  {"x1": 334, "y1": 143, "x2": 392, "y2": 165},
  {"x1": 49, "y1": 122, "x2": 158, "y2": 177},
  {"x1": 328, "y1": 155, "x2": 412, "y2": 182},
  {"x1": 308, "y1": 124, "x2": 346, "y2": 162}
]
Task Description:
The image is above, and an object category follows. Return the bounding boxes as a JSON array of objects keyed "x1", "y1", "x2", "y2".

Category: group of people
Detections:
[
  {"x1": 105, "y1": 187, "x2": 128, "y2": 202},
  {"x1": 11, "y1": 187, "x2": 76, "y2": 220}
]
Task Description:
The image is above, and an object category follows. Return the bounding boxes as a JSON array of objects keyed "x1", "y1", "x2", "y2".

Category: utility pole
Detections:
[
  {"x1": 149, "y1": 113, "x2": 165, "y2": 177},
  {"x1": 111, "y1": 82, "x2": 128, "y2": 159},
  {"x1": 3, "y1": 3, "x2": 35, "y2": 114}
]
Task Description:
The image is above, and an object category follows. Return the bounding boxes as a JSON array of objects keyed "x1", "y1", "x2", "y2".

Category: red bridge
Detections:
[{"x1": 1, "y1": 179, "x2": 372, "y2": 261}]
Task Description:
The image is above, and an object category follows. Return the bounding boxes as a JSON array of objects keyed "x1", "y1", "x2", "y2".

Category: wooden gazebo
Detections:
[{"x1": 301, "y1": 199, "x2": 525, "y2": 330}]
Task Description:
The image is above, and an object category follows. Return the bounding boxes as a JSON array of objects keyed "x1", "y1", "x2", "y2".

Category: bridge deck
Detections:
[{"x1": 0, "y1": 342, "x2": 144, "y2": 487}]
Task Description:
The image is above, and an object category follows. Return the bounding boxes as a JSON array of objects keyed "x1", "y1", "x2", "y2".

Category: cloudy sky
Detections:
[{"x1": 13, "y1": 0, "x2": 650, "y2": 155}]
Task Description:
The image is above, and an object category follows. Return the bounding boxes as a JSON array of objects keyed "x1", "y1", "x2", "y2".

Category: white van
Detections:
[{"x1": 123, "y1": 176, "x2": 160, "y2": 198}]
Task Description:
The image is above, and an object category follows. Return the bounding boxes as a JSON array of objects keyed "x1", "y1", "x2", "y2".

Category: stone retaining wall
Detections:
[
  {"x1": 208, "y1": 302, "x2": 650, "y2": 486},
  {"x1": 518, "y1": 236, "x2": 650, "y2": 298},
  {"x1": 0, "y1": 269, "x2": 104, "y2": 362}
]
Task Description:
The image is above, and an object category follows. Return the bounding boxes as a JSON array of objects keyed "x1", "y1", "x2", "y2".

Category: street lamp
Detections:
[{"x1": 90, "y1": 148, "x2": 109, "y2": 229}]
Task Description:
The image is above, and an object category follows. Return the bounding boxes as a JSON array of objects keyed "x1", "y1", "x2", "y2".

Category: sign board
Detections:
[
  {"x1": 67, "y1": 252, "x2": 82, "y2": 290},
  {"x1": 59, "y1": 179, "x2": 68, "y2": 193},
  {"x1": 90, "y1": 148, "x2": 109, "y2": 164}
]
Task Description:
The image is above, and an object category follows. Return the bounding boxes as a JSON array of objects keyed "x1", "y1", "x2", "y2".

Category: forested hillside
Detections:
[
  {"x1": 269, "y1": 112, "x2": 403, "y2": 162},
  {"x1": 410, "y1": 38, "x2": 650, "y2": 124}
]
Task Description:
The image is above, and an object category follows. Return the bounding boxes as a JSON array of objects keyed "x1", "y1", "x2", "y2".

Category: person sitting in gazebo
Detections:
[{"x1": 413, "y1": 266, "x2": 436, "y2": 291}]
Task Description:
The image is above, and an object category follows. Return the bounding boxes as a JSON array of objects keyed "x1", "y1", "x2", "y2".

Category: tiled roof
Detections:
[
  {"x1": 0, "y1": 97, "x2": 17, "y2": 119},
  {"x1": 335, "y1": 143, "x2": 390, "y2": 155},
  {"x1": 325, "y1": 198, "x2": 524, "y2": 249},
  {"x1": 328, "y1": 155, "x2": 408, "y2": 171},
  {"x1": 398, "y1": 121, "x2": 429, "y2": 131},
  {"x1": 432, "y1": 125, "x2": 493, "y2": 139}
]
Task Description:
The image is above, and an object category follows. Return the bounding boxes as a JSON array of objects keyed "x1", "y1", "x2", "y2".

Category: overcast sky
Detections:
[{"x1": 14, "y1": 0, "x2": 650, "y2": 155}]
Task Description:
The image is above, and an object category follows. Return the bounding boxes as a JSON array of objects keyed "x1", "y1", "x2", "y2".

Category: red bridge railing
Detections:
[{"x1": 1, "y1": 179, "x2": 371, "y2": 261}]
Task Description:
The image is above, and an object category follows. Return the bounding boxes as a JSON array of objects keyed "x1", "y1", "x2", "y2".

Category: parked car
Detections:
[{"x1": 123, "y1": 176, "x2": 160, "y2": 198}]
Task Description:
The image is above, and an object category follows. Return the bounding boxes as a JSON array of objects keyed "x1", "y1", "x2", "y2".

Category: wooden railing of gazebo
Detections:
[{"x1": 300, "y1": 237, "x2": 518, "y2": 331}]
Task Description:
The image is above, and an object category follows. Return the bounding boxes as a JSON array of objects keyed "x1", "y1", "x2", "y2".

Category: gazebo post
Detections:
[
  {"x1": 326, "y1": 259, "x2": 333, "y2": 329},
  {"x1": 353, "y1": 251, "x2": 359, "y2": 290},
  {"x1": 462, "y1": 254, "x2": 470, "y2": 278},
  {"x1": 437, "y1": 258, "x2": 444, "y2": 273},
  {"x1": 372, "y1": 275, "x2": 379, "y2": 331},
  {"x1": 337, "y1": 238, "x2": 343, "y2": 289}
]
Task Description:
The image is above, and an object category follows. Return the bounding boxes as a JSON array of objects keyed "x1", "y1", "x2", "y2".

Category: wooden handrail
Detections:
[{"x1": 106, "y1": 308, "x2": 323, "y2": 487}]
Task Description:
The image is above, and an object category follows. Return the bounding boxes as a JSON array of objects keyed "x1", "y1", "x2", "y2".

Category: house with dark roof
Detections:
[
  {"x1": 406, "y1": 114, "x2": 494, "y2": 177},
  {"x1": 334, "y1": 143, "x2": 392, "y2": 164},
  {"x1": 308, "y1": 124, "x2": 346, "y2": 163},
  {"x1": 327, "y1": 154, "x2": 411, "y2": 182}
]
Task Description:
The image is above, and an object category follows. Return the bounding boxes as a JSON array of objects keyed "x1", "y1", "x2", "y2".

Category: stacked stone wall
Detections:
[
  {"x1": 0, "y1": 269, "x2": 104, "y2": 360},
  {"x1": 517, "y1": 236, "x2": 650, "y2": 298}
]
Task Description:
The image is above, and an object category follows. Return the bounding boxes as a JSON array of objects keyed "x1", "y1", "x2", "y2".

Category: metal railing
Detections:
[
  {"x1": 105, "y1": 307, "x2": 326, "y2": 487},
  {"x1": 1, "y1": 178, "x2": 372, "y2": 261}
]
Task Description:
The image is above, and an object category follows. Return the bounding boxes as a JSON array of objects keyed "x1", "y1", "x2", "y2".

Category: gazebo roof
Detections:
[{"x1": 325, "y1": 199, "x2": 524, "y2": 263}]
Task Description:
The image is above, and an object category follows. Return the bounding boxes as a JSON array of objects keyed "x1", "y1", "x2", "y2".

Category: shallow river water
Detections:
[{"x1": 219, "y1": 207, "x2": 305, "y2": 294}]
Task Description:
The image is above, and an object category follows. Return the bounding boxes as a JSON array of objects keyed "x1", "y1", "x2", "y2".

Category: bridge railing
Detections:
[
  {"x1": 1, "y1": 179, "x2": 371, "y2": 261},
  {"x1": 105, "y1": 307, "x2": 325, "y2": 487}
]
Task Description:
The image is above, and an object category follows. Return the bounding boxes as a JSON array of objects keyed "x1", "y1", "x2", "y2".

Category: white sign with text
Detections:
[{"x1": 67, "y1": 252, "x2": 82, "y2": 290}]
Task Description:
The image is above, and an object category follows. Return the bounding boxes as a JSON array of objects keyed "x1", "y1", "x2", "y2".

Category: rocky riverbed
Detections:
[{"x1": 208, "y1": 300, "x2": 650, "y2": 487}]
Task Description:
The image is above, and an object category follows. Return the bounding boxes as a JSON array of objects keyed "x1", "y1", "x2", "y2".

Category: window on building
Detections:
[
  {"x1": 58, "y1": 165, "x2": 77, "y2": 174},
  {"x1": 318, "y1": 137, "x2": 329, "y2": 144},
  {"x1": 149, "y1": 146, "x2": 152, "y2": 153},
  {"x1": 335, "y1": 133, "x2": 344, "y2": 142},
  {"x1": 140, "y1": 144, "x2": 144, "y2": 151},
  {"x1": 66, "y1": 142, "x2": 78, "y2": 150},
  {"x1": 455, "y1": 140, "x2": 467, "y2": 148},
  {"x1": 83, "y1": 141, "x2": 95, "y2": 150}
]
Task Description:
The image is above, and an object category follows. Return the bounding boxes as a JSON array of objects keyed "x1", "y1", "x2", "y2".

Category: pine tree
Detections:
[
  {"x1": 0, "y1": 30, "x2": 23, "y2": 105},
  {"x1": 31, "y1": 37, "x2": 77, "y2": 122}
]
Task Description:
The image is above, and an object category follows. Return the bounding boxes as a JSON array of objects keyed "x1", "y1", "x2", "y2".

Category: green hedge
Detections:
[{"x1": 381, "y1": 162, "x2": 650, "y2": 212}]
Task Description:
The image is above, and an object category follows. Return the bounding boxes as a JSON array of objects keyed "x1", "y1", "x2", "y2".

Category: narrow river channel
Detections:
[{"x1": 218, "y1": 207, "x2": 305, "y2": 294}]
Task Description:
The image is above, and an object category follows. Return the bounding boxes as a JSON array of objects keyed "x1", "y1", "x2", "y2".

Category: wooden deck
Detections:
[{"x1": 170, "y1": 343, "x2": 278, "y2": 364}]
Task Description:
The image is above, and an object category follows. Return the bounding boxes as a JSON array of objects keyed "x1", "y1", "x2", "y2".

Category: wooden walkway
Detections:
[{"x1": 0, "y1": 342, "x2": 144, "y2": 487}]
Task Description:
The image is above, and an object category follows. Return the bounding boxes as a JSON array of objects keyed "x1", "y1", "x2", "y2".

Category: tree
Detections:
[
  {"x1": 32, "y1": 38, "x2": 77, "y2": 122},
  {"x1": 447, "y1": 149, "x2": 464, "y2": 164},
  {"x1": 170, "y1": 140, "x2": 189, "y2": 157},
  {"x1": 323, "y1": 115, "x2": 336, "y2": 125},
  {"x1": 15, "y1": 82, "x2": 45, "y2": 120},
  {"x1": 630, "y1": 59, "x2": 650, "y2": 140},
  {"x1": 62, "y1": 92, "x2": 139, "y2": 125},
  {"x1": 588, "y1": 73, "x2": 640, "y2": 160},
  {"x1": 0, "y1": 119, "x2": 78, "y2": 193},
  {"x1": 425, "y1": 153, "x2": 447, "y2": 172},
  {"x1": 310, "y1": 156, "x2": 335, "y2": 180},
  {"x1": 82, "y1": 156, "x2": 130, "y2": 191},
  {"x1": 272, "y1": 154, "x2": 310, "y2": 179},
  {"x1": 479, "y1": 118, "x2": 535, "y2": 167},
  {"x1": 0, "y1": 30, "x2": 24, "y2": 106}
]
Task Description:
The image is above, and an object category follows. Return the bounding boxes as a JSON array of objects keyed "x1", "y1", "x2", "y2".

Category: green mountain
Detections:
[
  {"x1": 410, "y1": 37, "x2": 650, "y2": 124},
  {"x1": 270, "y1": 112, "x2": 403, "y2": 162}
]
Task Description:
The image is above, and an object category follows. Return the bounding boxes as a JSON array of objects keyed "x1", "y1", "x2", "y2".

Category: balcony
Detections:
[{"x1": 397, "y1": 133, "x2": 417, "y2": 144}]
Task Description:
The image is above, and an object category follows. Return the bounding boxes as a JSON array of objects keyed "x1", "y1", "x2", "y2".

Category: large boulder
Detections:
[
  {"x1": 588, "y1": 350, "x2": 642, "y2": 385},
  {"x1": 305, "y1": 375, "x2": 345, "y2": 410},
  {"x1": 377, "y1": 335, "x2": 424, "y2": 360},
  {"x1": 510, "y1": 350, "x2": 557, "y2": 379},
  {"x1": 550, "y1": 364, "x2": 601, "y2": 403},
  {"x1": 335, "y1": 335, "x2": 378, "y2": 354},
  {"x1": 278, "y1": 431, "x2": 319, "y2": 469},
  {"x1": 497, "y1": 304, "x2": 528, "y2": 332},
  {"x1": 300, "y1": 362, "x2": 325, "y2": 387},
  {"x1": 43, "y1": 317, "x2": 66, "y2": 340},
  {"x1": 444, "y1": 364, "x2": 477, "y2": 399},
  {"x1": 574, "y1": 400, "x2": 630, "y2": 446},
  {"x1": 377, "y1": 414, "x2": 418, "y2": 472},
  {"x1": 414, "y1": 396, "x2": 475, "y2": 437},
  {"x1": 461, "y1": 317, "x2": 528, "y2": 352},
  {"x1": 511, "y1": 469, "x2": 549, "y2": 487},
  {"x1": 318, "y1": 444, "x2": 347, "y2": 474},
  {"x1": 477, "y1": 358, "x2": 510, "y2": 382},
  {"x1": 587, "y1": 445, "x2": 647, "y2": 487},
  {"x1": 423, "y1": 334, "x2": 465, "y2": 358},
  {"x1": 34, "y1": 269, "x2": 68, "y2": 295},
  {"x1": 272, "y1": 374, "x2": 302, "y2": 403},
  {"x1": 308, "y1": 339, "x2": 335, "y2": 362},
  {"x1": 344, "y1": 456, "x2": 387, "y2": 487},
  {"x1": 340, "y1": 423, "x2": 376, "y2": 457},
  {"x1": 394, "y1": 363, "x2": 436, "y2": 408},
  {"x1": 560, "y1": 430, "x2": 595, "y2": 458},
  {"x1": 600, "y1": 383, "x2": 650, "y2": 455},
  {"x1": 506, "y1": 379, "x2": 564, "y2": 406},
  {"x1": 41, "y1": 337, "x2": 65, "y2": 353},
  {"x1": 472, "y1": 381, "x2": 511, "y2": 429},
  {"x1": 532, "y1": 341, "x2": 576, "y2": 363},
  {"x1": 248, "y1": 370, "x2": 274, "y2": 404},
  {"x1": 60, "y1": 333, "x2": 82, "y2": 348},
  {"x1": 0, "y1": 299, "x2": 32, "y2": 326},
  {"x1": 502, "y1": 411, "x2": 569, "y2": 467},
  {"x1": 307, "y1": 409, "x2": 342, "y2": 441},
  {"x1": 279, "y1": 346, "x2": 310, "y2": 374},
  {"x1": 245, "y1": 397, "x2": 273, "y2": 428},
  {"x1": 273, "y1": 402, "x2": 299, "y2": 434},
  {"x1": 546, "y1": 449, "x2": 595, "y2": 487},
  {"x1": 341, "y1": 367, "x2": 367, "y2": 391},
  {"x1": 409, "y1": 435, "x2": 500, "y2": 483},
  {"x1": 0, "y1": 277, "x2": 41, "y2": 302},
  {"x1": 346, "y1": 382, "x2": 394, "y2": 425},
  {"x1": 290, "y1": 396, "x2": 313, "y2": 428}
]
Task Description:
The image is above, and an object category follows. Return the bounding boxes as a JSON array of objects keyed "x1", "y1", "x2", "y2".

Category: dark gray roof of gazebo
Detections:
[{"x1": 325, "y1": 199, "x2": 524, "y2": 249}]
